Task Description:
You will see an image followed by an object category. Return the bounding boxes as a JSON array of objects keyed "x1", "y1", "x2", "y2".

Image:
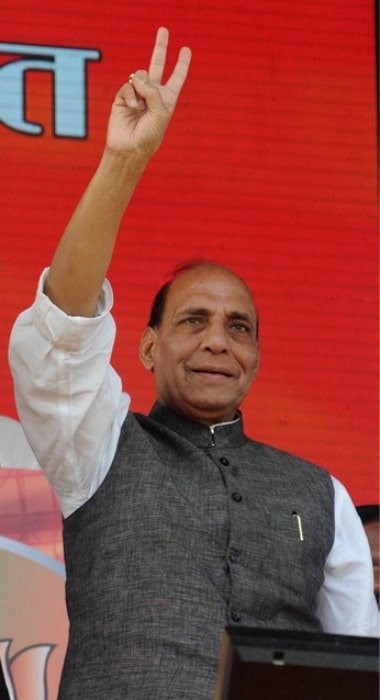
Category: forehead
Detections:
[{"x1": 164, "y1": 265, "x2": 256, "y2": 316}]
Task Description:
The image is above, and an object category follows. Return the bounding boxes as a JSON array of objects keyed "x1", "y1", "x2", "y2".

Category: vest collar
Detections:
[{"x1": 148, "y1": 401, "x2": 247, "y2": 448}]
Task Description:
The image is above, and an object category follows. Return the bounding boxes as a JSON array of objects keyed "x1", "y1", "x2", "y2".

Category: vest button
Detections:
[
  {"x1": 219, "y1": 457, "x2": 230, "y2": 466},
  {"x1": 229, "y1": 550, "x2": 242, "y2": 564},
  {"x1": 231, "y1": 610, "x2": 241, "y2": 622},
  {"x1": 231, "y1": 491, "x2": 242, "y2": 502}
]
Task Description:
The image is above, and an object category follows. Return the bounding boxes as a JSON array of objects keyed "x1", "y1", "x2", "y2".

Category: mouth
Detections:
[{"x1": 190, "y1": 367, "x2": 234, "y2": 379}]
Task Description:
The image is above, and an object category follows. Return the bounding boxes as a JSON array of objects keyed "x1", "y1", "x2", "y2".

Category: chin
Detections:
[{"x1": 185, "y1": 402, "x2": 236, "y2": 425}]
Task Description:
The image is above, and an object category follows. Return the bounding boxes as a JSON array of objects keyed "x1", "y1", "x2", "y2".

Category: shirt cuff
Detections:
[{"x1": 31, "y1": 268, "x2": 114, "y2": 350}]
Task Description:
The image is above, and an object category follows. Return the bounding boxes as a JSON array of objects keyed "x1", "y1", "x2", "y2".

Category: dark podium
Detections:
[{"x1": 214, "y1": 627, "x2": 379, "y2": 700}]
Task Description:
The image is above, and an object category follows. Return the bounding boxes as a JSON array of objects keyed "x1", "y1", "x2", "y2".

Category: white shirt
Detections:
[{"x1": 8, "y1": 270, "x2": 379, "y2": 637}]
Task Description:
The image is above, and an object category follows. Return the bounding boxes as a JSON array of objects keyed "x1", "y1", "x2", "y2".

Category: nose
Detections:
[{"x1": 199, "y1": 321, "x2": 229, "y2": 354}]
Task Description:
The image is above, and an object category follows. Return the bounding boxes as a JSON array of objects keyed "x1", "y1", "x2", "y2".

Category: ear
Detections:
[
  {"x1": 139, "y1": 327, "x2": 157, "y2": 371},
  {"x1": 251, "y1": 342, "x2": 261, "y2": 381}
]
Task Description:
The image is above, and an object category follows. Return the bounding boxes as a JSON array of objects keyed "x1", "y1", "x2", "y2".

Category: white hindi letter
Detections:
[{"x1": 0, "y1": 43, "x2": 101, "y2": 137}]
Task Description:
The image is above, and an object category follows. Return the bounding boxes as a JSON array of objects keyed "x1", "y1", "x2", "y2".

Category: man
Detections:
[{"x1": 8, "y1": 27, "x2": 378, "y2": 700}]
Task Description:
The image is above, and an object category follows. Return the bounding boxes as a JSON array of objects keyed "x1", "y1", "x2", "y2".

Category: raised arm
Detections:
[{"x1": 45, "y1": 27, "x2": 191, "y2": 317}]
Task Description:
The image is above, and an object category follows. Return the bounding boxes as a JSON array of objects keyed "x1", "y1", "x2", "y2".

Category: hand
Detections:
[{"x1": 106, "y1": 27, "x2": 191, "y2": 160}]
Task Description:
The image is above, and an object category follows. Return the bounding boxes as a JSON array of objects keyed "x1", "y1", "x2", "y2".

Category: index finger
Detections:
[{"x1": 148, "y1": 26, "x2": 169, "y2": 84}]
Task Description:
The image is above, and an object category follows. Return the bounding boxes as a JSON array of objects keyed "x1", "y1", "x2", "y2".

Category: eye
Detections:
[
  {"x1": 179, "y1": 316, "x2": 204, "y2": 327},
  {"x1": 231, "y1": 322, "x2": 251, "y2": 333},
  {"x1": 184, "y1": 316, "x2": 202, "y2": 324}
]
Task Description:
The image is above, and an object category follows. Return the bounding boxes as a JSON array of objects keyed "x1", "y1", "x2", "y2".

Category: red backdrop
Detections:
[
  {"x1": 2, "y1": 0, "x2": 378, "y2": 500},
  {"x1": 0, "y1": 2, "x2": 378, "y2": 695}
]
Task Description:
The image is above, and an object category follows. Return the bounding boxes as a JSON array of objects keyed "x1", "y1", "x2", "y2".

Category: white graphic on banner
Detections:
[{"x1": 0, "y1": 43, "x2": 101, "y2": 137}]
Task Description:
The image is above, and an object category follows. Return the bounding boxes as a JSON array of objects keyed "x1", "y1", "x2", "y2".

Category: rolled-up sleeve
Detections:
[{"x1": 9, "y1": 269, "x2": 130, "y2": 517}]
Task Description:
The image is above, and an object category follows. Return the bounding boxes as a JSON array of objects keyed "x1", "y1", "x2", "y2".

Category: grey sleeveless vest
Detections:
[{"x1": 59, "y1": 403, "x2": 334, "y2": 699}]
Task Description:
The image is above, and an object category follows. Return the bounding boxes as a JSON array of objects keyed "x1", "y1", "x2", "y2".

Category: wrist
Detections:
[{"x1": 101, "y1": 145, "x2": 148, "y2": 177}]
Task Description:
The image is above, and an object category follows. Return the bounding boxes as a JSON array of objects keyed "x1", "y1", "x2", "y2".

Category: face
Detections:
[
  {"x1": 364, "y1": 521, "x2": 380, "y2": 603},
  {"x1": 140, "y1": 265, "x2": 260, "y2": 425}
]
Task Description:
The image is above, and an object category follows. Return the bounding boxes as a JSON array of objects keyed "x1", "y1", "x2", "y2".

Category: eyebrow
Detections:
[
  {"x1": 178, "y1": 307, "x2": 255, "y2": 323},
  {"x1": 226, "y1": 311, "x2": 255, "y2": 323}
]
